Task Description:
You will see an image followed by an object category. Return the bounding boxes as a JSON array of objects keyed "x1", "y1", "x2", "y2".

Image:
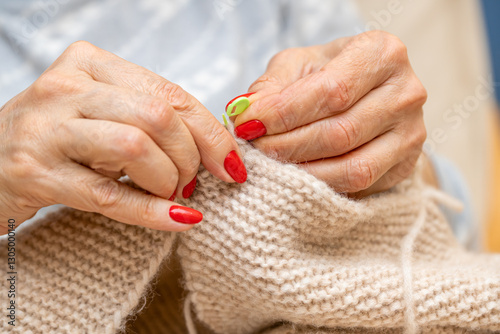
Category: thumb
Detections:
[{"x1": 247, "y1": 47, "x2": 314, "y2": 96}]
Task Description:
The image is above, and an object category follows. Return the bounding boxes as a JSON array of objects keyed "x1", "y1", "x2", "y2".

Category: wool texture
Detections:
[{"x1": 1, "y1": 137, "x2": 499, "y2": 333}]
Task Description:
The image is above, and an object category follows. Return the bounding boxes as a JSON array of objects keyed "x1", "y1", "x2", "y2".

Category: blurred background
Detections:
[{"x1": 354, "y1": 0, "x2": 500, "y2": 252}]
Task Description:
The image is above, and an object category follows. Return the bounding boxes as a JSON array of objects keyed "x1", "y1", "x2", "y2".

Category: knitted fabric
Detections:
[
  {"x1": 0, "y1": 208, "x2": 176, "y2": 334},
  {"x1": 174, "y1": 140, "x2": 500, "y2": 334},
  {"x1": 1, "y1": 138, "x2": 499, "y2": 333}
]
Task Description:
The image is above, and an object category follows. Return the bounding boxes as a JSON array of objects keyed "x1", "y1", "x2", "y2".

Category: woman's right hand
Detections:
[{"x1": 0, "y1": 41, "x2": 246, "y2": 235}]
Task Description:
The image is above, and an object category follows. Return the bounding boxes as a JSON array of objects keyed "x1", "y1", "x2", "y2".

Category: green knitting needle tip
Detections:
[{"x1": 223, "y1": 96, "x2": 250, "y2": 127}]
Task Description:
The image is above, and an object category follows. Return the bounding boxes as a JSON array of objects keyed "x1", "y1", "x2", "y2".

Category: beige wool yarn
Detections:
[
  {"x1": 1, "y1": 136, "x2": 499, "y2": 334},
  {"x1": 0, "y1": 207, "x2": 176, "y2": 334},
  {"x1": 175, "y1": 139, "x2": 500, "y2": 334}
]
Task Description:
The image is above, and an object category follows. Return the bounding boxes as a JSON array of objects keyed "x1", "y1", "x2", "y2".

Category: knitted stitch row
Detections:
[{"x1": 1, "y1": 137, "x2": 499, "y2": 333}]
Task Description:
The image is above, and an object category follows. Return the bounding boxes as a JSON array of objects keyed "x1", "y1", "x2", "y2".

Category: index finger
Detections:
[{"x1": 61, "y1": 41, "x2": 246, "y2": 184}]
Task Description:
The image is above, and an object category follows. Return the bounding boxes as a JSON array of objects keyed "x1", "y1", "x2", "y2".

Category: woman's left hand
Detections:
[{"x1": 233, "y1": 31, "x2": 427, "y2": 198}]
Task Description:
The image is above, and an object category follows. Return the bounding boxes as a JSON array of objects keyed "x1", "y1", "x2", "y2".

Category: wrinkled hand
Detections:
[
  {"x1": 0, "y1": 41, "x2": 245, "y2": 235},
  {"x1": 234, "y1": 31, "x2": 427, "y2": 198}
]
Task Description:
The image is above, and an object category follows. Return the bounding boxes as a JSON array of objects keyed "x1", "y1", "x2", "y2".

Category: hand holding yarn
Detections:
[
  {"x1": 0, "y1": 41, "x2": 246, "y2": 235},
  {"x1": 232, "y1": 31, "x2": 427, "y2": 198}
]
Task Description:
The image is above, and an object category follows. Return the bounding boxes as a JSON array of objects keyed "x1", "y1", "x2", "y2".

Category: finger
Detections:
[
  {"x1": 50, "y1": 163, "x2": 202, "y2": 232},
  {"x1": 296, "y1": 130, "x2": 418, "y2": 193},
  {"x1": 78, "y1": 82, "x2": 200, "y2": 197},
  {"x1": 247, "y1": 46, "x2": 326, "y2": 97},
  {"x1": 228, "y1": 44, "x2": 342, "y2": 125},
  {"x1": 246, "y1": 39, "x2": 351, "y2": 96},
  {"x1": 174, "y1": 99, "x2": 248, "y2": 184},
  {"x1": 249, "y1": 86, "x2": 403, "y2": 163},
  {"x1": 65, "y1": 42, "x2": 246, "y2": 184},
  {"x1": 61, "y1": 119, "x2": 179, "y2": 200},
  {"x1": 234, "y1": 34, "x2": 402, "y2": 137},
  {"x1": 349, "y1": 159, "x2": 419, "y2": 199},
  {"x1": 352, "y1": 125, "x2": 424, "y2": 198}
]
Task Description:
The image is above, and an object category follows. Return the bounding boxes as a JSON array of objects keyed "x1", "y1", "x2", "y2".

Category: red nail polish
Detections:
[
  {"x1": 224, "y1": 150, "x2": 247, "y2": 183},
  {"x1": 169, "y1": 205, "x2": 203, "y2": 224},
  {"x1": 182, "y1": 176, "x2": 197, "y2": 199},
  {"x1": 168, "y1": 194, "x2": 176, "y2": 201},
  {"x1": 234, "y1": 120, "x2": 267, "y2": 140},
  {"x1": 225, "y1": 92, "x2": 256, "y2": 112}
]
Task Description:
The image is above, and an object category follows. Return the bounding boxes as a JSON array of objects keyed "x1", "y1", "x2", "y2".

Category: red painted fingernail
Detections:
[
  {"x1": 235, "y1": 120, "x2": 267, "y2": 140},
  {"x1": 224, "y1": 150, "x2": 247, "y2": 183},
  {"x1": 169, "y1": 205, "x2": 203, "y2": 224},
  {"x1": 182, "y1": 176, "x2": 197, "y2": 199},
  {"x1": 225, "y1": 92, "x2": 256, "y2": 112},
  {"x1": 168, "y1": 194, "x2": 176, "y2": 201}
]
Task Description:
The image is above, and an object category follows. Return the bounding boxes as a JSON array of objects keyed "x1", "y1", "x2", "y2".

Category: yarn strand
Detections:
[
  {"x1": 400, "y1": 203, "x2": 426, "y2": 334},
  {"x1": 184, "y1": 293, "x2": 198, "y2": 334},
  {"x1": 400, "y1": 187, "x2": 462, "y2": 334}
]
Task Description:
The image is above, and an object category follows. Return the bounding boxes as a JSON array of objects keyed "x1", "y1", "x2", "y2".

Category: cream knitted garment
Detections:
[{"x1": 1, "y1": 138, "x2": 499, "y2": 334}]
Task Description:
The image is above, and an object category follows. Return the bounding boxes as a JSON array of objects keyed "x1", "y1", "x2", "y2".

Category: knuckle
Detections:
[
  {"x1": 345, "y1": 157, "x2": 378, "y2": 192},
  {"x1": 153, "y1": 82, "x2": 194, "y2": 113},
  {"x1": 90, "y1": 178, "x2": 123, "y2": 209},
  {"x1": 382, "y1": 34, "x2": 408, "y2": 63},
  {"x1": 398, "y1": 78, "x2": 428, "y2": 110},
  {"x1": 143, "y1": 97, "x2": 175, "y2": 131},
  {"x1": 155, "y1": 168, "x2": 179, "y2": 196},
  {"x1": 331, "y1": 117, "x2": 359, "y2": 152},
  {"x1": 176, "y1": 151, "x2": 200, "y2": 178},
  {"x1": 115, "y1": 128, "x2": 149, "y2": 160},
  {"x1": 63, "y1": 40, "x2": 97, "y2": 58},
  {"x1": 32, "y1": 71, "x2": 79, "y2": 97},
  {"x1": 169, "y1": 168, "x2": 180, "y2": 186},
  {"x1": 410, "y1": 78, "x2": 428, "y2": 106},
  {"x1": 318, "y1": 122, "x2": 338, "y2": 154},
  {"x1": 140, "y1": 196, "x2": 161, "y2": 226},
  {"x1": 272, "y1": 96, "x2": 295, "y2": 132},
  {"x1": 321, "y1": 117, "x2": 358, "y2": 153},
  {"x1": 201, "y1": 122, "x2": 230, "y2": 154},
  {"x1": 322, "y1": 74, "x2": 352, "y2": 112},
  {"x1": 357, "y1": 31, "x2": 408, "y2": 64},
  {"x1": 183, "y1": 153, "x2": 201, "y2": 176}
]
